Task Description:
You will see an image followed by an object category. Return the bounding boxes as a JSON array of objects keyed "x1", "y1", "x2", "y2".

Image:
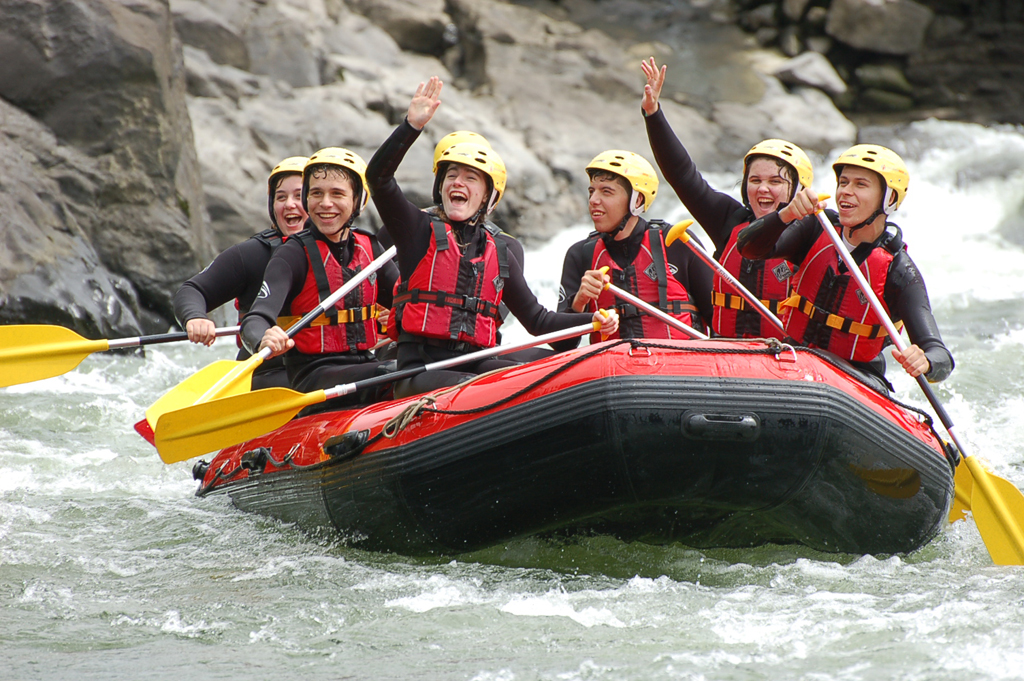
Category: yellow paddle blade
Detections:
[
  {"x1": 949, "y1": 456, "x2": 974, "y2": 523},
  {"x1": 154, "y1": 387, "x2": 326, "y2": 463},
  {"x1": 965, "y1": 456, "x2": 1024, "y2": 565},
  {"x1": 0, "y1": 325, "x2": 109, "y2": 387},
  {"x1": 664, "y1": 219, "x2": 695, "y2": 247},
  {"x1": 144, "y1": 358, "x2": 253, "y2": 429}
]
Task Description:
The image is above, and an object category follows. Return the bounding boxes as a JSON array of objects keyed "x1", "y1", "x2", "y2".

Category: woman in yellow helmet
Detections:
[
  {"x1": 738, "y1": 145, "x2": 954, "y2": 389},
  {"x1": 172, "y1": 156, "x2": 309, "y2": 390},
  {"x1": 365, "y1": 76, "x2": 618, "y2": 398},
  {"x1": 640, "y1": 58, "x2": 810, "y2": 341}
]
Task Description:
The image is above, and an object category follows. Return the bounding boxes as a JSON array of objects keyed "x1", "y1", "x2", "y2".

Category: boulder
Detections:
[
  {"x1": 712, "y1": 75, "x2": 857, "y2": 156},
  {"x1": 773, "y1": 51, "x2": 848, "y2": 96},
  {"x1": 171, "y1": 0, "x2": 250, "y2": 70},
  {"x1": 347, "y1": 0, "x2": 452, "y2": 56},
  {"x1": 0, "y1": 0, "x2": 213, "y2": 329},
  {"x1": 825, "y1": 0, "x2": 934, "y2": 56},
  {"x1": 0, "y1": 100, "x2": 151, "y2": 336}
]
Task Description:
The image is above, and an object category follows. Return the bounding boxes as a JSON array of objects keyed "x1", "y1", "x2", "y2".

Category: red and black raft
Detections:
[{"x1": 192, "y1": 338, "x2": 956, "y2": 556}]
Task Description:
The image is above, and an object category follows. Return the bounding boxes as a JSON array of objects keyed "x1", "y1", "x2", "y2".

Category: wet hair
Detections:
[
  {"x1": 587, "y1": 169, "x2": 633, "y2": 197},
  {"x1": 307, "y1": 164, "x2": 360, "y2": 195}
]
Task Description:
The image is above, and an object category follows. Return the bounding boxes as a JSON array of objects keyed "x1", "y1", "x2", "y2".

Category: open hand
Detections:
[
  {"x1": 641, "y1": 57, "x2": 666, "y2": 116},
  {"x1": 407, "y1": 76, "x2": 443, "y2": 130}
]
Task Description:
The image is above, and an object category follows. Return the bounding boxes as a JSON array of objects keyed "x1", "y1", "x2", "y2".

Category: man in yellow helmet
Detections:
[
  {"x1": 556, "y1": 149, "x2": 713, "y2": 345},
  {"x1": 364, "y1": 76, "x2": 618, "y2": 398},
  {"x1": 738, "y1": 144, "x2": 954, "y2": 389},
  {"x1": 239, "y1": 148, "x2": 399, "y2": 398},
  {"x1": 172, "y1": 156, "x2": 309, "y2": 389},
  {"x1": 641, "y1": 58, "x2": 813, "y2": 341}
]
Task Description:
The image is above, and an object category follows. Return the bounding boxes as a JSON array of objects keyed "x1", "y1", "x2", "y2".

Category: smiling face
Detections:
[
  {"x1": 272, "y1": 174, "x2": 307, "y2": 235},
  {"x1": 588, "y1": 174, "x2": 632, "y2": 233},
  {"x1": 836, "y1": 165, "x2": 885, "y2": 237},
  {"x1": 306, "y1": 168, "x2": 358, "y2": 241},
  {"x1": 440, "y1": 163, "x2": 489, "y2": 222},
  {"x1": 745, "y1": 158, "x2": 794, "y2": 219}
]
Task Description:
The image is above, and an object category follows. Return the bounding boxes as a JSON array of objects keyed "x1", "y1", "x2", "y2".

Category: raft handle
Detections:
[
  {"x1": 774, "y1": 343, "x2": 797, "y2": 364},
  {"x1": 682, "y1": 411, "x2": 761, "y2": 442},
  {"x1": 324, "y1": 429, "x2": 371, "y2": 462}
]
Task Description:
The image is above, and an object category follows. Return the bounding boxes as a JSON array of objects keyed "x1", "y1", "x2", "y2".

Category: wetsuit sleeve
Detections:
[
  {"x1": 557, "y1": 240, "x2": 591, "y2": 314},
  {"x1": 644, "y1": 107, "x2": 745, "y2": 252},
  {"x1": 885, "y1": 252, "x2": 954, "y2": 382},
  {"x1": 503, "y1": 251, "x2": 592, "y2": 344},
  {"x1": 667, "y1": 236, "x2": 714, "y2": 328},
  {"x1": 172, "y1": 243, "x2": 250, "y2": 326},
  {"x1": 365, "y1": 119, "x2": 434, "y2": 278},
  {"x1": 239, "y1": 241, "x2": 308, "y2": 355},
  {"x1": 372, "y1": 237, "x2": 399, "y2": 309},
  {"x1": 737, "y1": 211, "x2": 820, "y2": 263}
]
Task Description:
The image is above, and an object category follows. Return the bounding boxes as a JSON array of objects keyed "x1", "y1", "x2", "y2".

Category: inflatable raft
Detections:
[{"x1": 191, "y1": 337, "x2": 956, "y2": 556}]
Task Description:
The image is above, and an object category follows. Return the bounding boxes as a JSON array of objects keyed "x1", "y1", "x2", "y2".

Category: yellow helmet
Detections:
[
  {"x1": 433, "y1": 142, "x2": 507, "y2": 215},
  {"x1": 586, "y1": 150, "x2": 659, "y2": 215},
  {"x1": 303, "y1": 147, "x2": 370, "y2": 213},
  {"x1": 744, "y1": 139, "x2": 813, "y2": 197},
  {"x1": 267, "y1": 156, "x2": 308, "y2": 231},
  {"x1": 433, "y1": 131, "x2": 491, "y2": 174},
  {"x1": 833, "y1": 144, "x2": 909, "y2": 214}
]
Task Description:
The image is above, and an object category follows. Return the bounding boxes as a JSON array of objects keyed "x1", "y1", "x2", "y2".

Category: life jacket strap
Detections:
[
  {"x1": 276, "y1": 305, "x2": 379, "y2": 329},
  {"x1": 393, "y1": 289, "x2": 503, "y2": 320},
  {"x1": 781, "y1": 294, "x2": 902, "y2": 339},
  {"x1": 712, "y1": 292, "x2": 782, "y2": 315}
]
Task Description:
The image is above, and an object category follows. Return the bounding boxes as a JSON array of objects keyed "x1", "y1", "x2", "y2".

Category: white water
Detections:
[{"x1": 3, "y1": 120, "x2": 1024, "y2": 680}]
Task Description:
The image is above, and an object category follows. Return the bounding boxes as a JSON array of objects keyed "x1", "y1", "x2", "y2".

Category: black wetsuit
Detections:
[
  {"x1": 366, "y1": 119, "x2": 593, "y2": 398},
  {"x1": 240, "y1": 225, "x2": 399, "y2": 397},
  {"x1": 556, "y1": 218, "x2": 714, "y2": 347},
  {"x1": 173, "y1": 231, "x2": 289, "y2": 390},
  {"x1": 738, "y1": 213, "x2": 954, "y2": 385}
]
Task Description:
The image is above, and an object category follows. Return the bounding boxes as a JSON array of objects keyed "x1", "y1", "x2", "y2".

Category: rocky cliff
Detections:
[{"x1": 0, "y1": 0, "x2": 1007, "y2": 335}]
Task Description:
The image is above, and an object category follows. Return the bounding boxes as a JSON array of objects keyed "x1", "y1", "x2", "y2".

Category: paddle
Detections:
[
  {"x1": 0, "y1": 324, "x2": 240, "y2": 388},
  {"x1": 664, "y1": 220, "x2": 787, "y2": 335},
  {"x1": 153, "y1": 318, "x2": 604, "y2": 463},
  {"x1": 598, "y1": 267, "x2": 708, "y2": 340},
  {"x1": 814, "y1": 205, "x2": 1024, "y2": 565},
  {"x1": 144, "y1": 245, "x2": 397, "y2": 429}
]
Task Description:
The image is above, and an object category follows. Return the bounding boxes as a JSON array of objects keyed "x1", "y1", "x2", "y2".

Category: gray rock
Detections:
[
  {"x1": 859, "y1": 88, "x2": 914, "y2": 110},
  {"x1": 712, "y1": 75, "x2": 857, "y2": 156},
  {"x1": 826, "y1": 0, "x2": 934, "y2": 56},
  {"x1": 855, "y1": 63, "x2": 914, "y2": 94},
  {"x1": 773, "y1": 51, "x2": 848, "y2": 96},
  {"x1": 0, "y1": 100, "x2": 150, "y2": 336},
  {"x1": 171, "y1": 0, "x2": 250, "y2": 70},
  {"x1": 0, "y1": 0, "x2": 213, "y2": 328},
  {"x1": 806, "y1": 36, "x2": 834, "y2": 54},
  {"x1": 783, "y1": 0, "x2": 813, "y2": 21},
  {"x1": 779, "y1": 25, "x2": 803, "y2": 57},
  {"x1": 347, "y1": 0, "x2": 451, "y2": 56},
  {"x1": 244, "y1": 1, "x2": 323, "y2": 87}
]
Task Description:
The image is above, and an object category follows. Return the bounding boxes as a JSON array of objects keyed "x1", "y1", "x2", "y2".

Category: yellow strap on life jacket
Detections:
[
  {"x1": 275, "y1": 305, "x2": 379, "y2": 329},
  {"x1": 711, "y1": 291, "x2": 781, "y2": 315},
  {"x1": 781, "y1": 294, "x2": 904, "y2": 339}
]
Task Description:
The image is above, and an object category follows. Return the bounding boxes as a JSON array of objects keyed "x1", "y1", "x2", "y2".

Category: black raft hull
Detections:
[{"x1": 197, "y1": 339, "x2": 956, "y2": 556}]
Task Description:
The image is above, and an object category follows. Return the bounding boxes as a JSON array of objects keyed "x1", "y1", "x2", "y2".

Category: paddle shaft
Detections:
[
  {"x1": 674, "y1": 229, "x2": 786, "y2": 335},
  {"x1": 602, "y1": 279, "x2": 708, "y2": 340},
  {"x1": 324, "y1": 321, "x2": 600, "y2": 400},
  {"x1": 816, "y1": 210, "x2": 1024, "y2": 558},
  {"x1": 107, "y1": 326, "x2": 240, "y2": 350}
]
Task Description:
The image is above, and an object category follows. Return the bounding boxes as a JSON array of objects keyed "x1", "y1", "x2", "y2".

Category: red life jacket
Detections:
[
  {"x1": 281, "y1": 230, "x2": 380, "y2": 355},
  {"x1": 713, "y1": 221, "x2": 795, "y2": 340},
  {"x1": 783, "y1": 223, "x2": 904, "y2": 362},
  {"x1": 392, "y1": 219, "x2": 508, "y2": 349},
  {"x1": 587, "y1": 221, "x2": 699, "y2": 343}
]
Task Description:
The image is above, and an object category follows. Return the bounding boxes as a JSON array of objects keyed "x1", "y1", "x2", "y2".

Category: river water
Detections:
[{"x1": 3, "y1": 120, "x2": 1024, "y2": 680}]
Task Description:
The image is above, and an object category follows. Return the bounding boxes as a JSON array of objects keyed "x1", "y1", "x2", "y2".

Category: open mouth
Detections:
[
  {"x1": 447, "y1": 189, "x2": 470, "y2": 209},
  {"x1": 282, "y1": 212, "x2": 304, "y2": 227}
]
